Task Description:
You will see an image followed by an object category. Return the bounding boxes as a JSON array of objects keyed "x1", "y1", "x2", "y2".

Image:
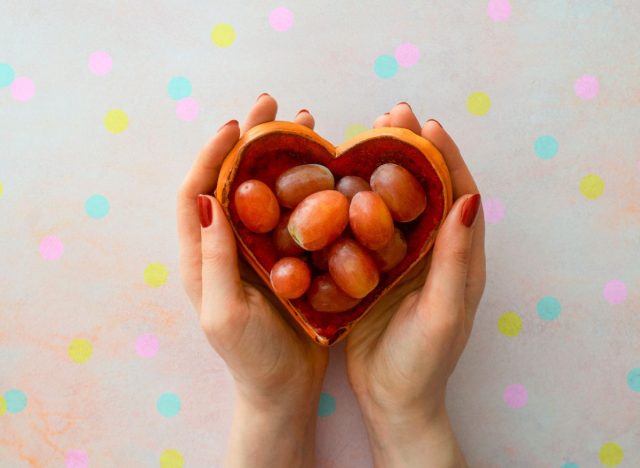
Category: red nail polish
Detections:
[
  {"x1": 384, "y1": 112, "x2": 390, "y2": 115},
  {"x1": 197, "y1": 195, "x2": 213, "y2": 228},
  {"x1": 217, "y1": 119, "x2": 238, "y2": 133},
  {"x1": 397, "y1": 101, "x2": 412, "y2": 110},
  {"x1": 460, "y1": 194, "x2": 481, "y2": 227},
  {"x1": 427, "y1": 119, "x2": 443, "y2": 129},
  {"x1": 256, "y1": 92, "x2": 270, "y2": 102},
  {"x1": 297, "y1": 109, "x2": 309, "y2": 115}
]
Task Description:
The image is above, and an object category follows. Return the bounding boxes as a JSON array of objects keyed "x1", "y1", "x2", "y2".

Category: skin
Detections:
[{"x1": 176, "y1": 96, "x2": 485, "y2": 467}]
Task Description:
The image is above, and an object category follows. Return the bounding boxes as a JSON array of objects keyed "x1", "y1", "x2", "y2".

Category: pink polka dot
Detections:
[
  {"x1": 269, "y1": 7, "x2": 294, "y2": 32},
  {"x1": 487, "y1": 0, "x2": 512, "y2": 22},
  {"x1": 482, "y1": 197, "x2": 505, "y2": 224},
  {"x1": 575, "y1": 75, "x2": 599, "y2": 100},
  {"x1": 39, "y1": 235, "x2": 64, "y2": 260},
  {"x1": 503, "y1": 384, "x2": 528, "y2": 408},
  {"x1": 603, "y1": 280, "x2": 627, "y2": 304},
  {"x1": 176, "y1": 97, "x2": 199, "y2": 121},
  {"x1": 88, "y1": 51, "x2": 112, "y2": 76},
  {"x1": 10, "y1": 77, "x2": 35, "y2": 101},
  {"x1": 135, "y1": 333, "x2": 159, "y2": 358},
  {"x1": 65, "y1": 449, "x2": 88, "y2": 468},
  {"x1": 394, "y1": 43, "x2": 420, "y2": 68}
]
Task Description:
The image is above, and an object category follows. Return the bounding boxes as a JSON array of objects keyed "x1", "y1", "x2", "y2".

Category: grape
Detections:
[
  {"x1": 275, "y1": 164, "x2": 335, "y2": 208},
  {"x1": 288, "y1": 190, "x2": 349, "y2": 251},
  {"x1": 234, "y1": 179, "x2": 280, "y2": 233},
  {"x1": 311, "y1": 247, "x2": 330, "y2": 270},
  {"x1": 336, "y1": 176, "x2": 371, "y2": 201},
  {"x1": 349, "y1": 191, "x2": 394, "y2": 250},
  {"x1": 371, "y1": 228, "x2": 407, "y2": 272},
  {"x1": 307, "y1": 274, "x2": 361, "y2": 313},
  {"x1": 272, "y1": 212, "x2": 304, "y2": 257},
  {"x1": 270, "y1": 257, "x2": 311, "y2": 299},
  {"x1": 370, "y1": 163, "x2": 427, "y2": 222},
  {"x1": 328, "y1": 238, "x2": 379, "y2": 298}
]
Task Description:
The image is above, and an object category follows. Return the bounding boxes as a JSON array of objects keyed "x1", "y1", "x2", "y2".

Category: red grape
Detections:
[
  {"x1": 234, "y1": 179, "x2": 280, "y2": 233},
  {"x1": 273, "y1": 212, "x2": 304, "y2": 257},
  {"x1": 307, "y1": 274, "x2": 361, "y2": 313},
  {"x1": 328, "y1": 238, "x2": 379, "y2": 298},
  {"x1": 275, "y1": 164, "x2": 334, "y2": 208},
  {"x1": 371, "y1": 228, "x2": 407, "y2": 272},
  {"x1": 270, "y1": 257, "x2": 311, "y2": 299},
  {"x1": 349, "y1": 191, "x2": 394, "y2": 250},
  {"x1": 370, "y1": 163, "x2": 427, "y2": 222},
  {"x1": 336, "y1": 176, "x2": 371, "y2": 201},
  {"x1": 288, "y1": 190, "x2": 349, "y2": 251}
]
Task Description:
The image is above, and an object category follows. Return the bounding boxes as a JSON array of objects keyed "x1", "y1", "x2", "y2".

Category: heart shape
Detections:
[{"x1": 216, "y1": 121, "x2": 452, "y2": 346}]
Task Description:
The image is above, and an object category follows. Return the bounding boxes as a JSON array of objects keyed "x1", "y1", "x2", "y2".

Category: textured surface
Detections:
[{"x1": 1, "y1": 1, "x2": 639, "y2": 467}]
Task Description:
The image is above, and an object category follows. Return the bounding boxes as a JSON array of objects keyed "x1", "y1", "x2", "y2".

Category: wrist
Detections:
[
  {"x1": 224, "y1": 388, "x2": 321, "y2": 468},
  {"x1": 358, "y1": 400, "x2": 467, "y2": 468}
]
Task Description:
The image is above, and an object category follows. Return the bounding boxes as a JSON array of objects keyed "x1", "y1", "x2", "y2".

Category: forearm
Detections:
[
  {"x1": 224, "y1": 390, "x2": 320, "y2": 468},
  {"x1": 358, "y1": 400, "x2": 467, "y2": 468}
]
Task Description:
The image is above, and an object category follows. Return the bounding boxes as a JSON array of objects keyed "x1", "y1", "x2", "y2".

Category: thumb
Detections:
[
  {"x1": 197, "y1": 194, "x2": 246, "y2": 340},
  {"x1": 417, "y1": 193, "x2": 481, "y2": 317}
]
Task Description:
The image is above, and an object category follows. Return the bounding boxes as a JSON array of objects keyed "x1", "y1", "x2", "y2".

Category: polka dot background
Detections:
[{"x1": 2, "y1": 2, "x2": 638, "y2": 466}]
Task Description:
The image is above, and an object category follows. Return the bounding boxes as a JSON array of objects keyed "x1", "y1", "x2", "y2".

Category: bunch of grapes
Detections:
[{"x1": 233, "y1": 162, "x2": 427, "y2": 313}]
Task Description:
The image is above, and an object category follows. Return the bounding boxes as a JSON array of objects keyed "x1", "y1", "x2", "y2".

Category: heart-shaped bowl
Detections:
[{"x1": 216, "y1": 121, "x2": 452, "y2": 346}]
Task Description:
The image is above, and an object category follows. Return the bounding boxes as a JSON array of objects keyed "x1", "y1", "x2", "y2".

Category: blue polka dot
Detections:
[
  {"x1": 627, "y1": 368, "x2": 640, "y2": 392},
  {"x1": 4, "y1": 389, "x2": 28, "y2": 413},
  {"x1": 85, "y1": 194, "x2": 110, "y2": 219},
  {"x1": 318, "y1": 392, "x2": 336, "y2": 417},
  {"x1": 374, "y1": 55, "x2": 398, "y2": 79},
  {"x1": 0, "y1": 63, "x2": 15, "y2": 87},
  {"x1": 561, "y1": 463, "x2": 579, "y2": 468},
  {"x1": 534, "y1": 135, "x2": 558, "y2": 160},
  {"x1": 157, "y1": 392, "x2": 181, "y2": 417},
  {"x1": 537, "y1": 296, "x2": 561, "y2": 321},
  {"x1": 168, "y1": 77, "x2": 192, "y2": 100}
]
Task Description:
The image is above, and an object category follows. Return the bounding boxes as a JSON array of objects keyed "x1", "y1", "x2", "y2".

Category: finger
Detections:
[
  {"x1": 417, "y1": 193, "x2": 481, "y2": 340},
  {"x1": 198, "y1": 194, "x2": 247, "y2": 345},
  {"x1": 389, "y1": 102, "x2": 422, "y2": 135},
  {"x1": 177, "y1": 121, "x2": 241, "y2": 307},
  {"x1": 373, "y1": 112, "x2": 391, "y2": 128},
  {"x1": 240, "y1": 93, "x2": 278, "y2": 136},
  {"x1": 293, "y1": 109, "x2": 315, "y2": 129},
  {"x1": 421, "y1": 120, "x2": 486, "y2": 331}
]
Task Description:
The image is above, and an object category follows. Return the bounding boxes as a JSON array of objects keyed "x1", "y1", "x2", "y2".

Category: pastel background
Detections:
[{"x1": 1, "y1": 1, "x2": 639, "y2": 467}]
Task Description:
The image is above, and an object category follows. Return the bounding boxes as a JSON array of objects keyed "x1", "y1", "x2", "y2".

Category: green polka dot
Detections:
[
  {"x1": 0, "y1": 63, "x2": 15, "y2": 87},
  {"x1": 534, "y1": 135, "x2": 558, "y2": 160},
  {"x1": 4, "y1": 389, "x2": 27, "y2": 413},
  {"x1": 537, "y1": 296, "x2": 561, "y2": 321},
  {"x1": 85, "y1": 194, "x2": 110, "y2": 219},
  {"x1": 160, "y1": 449, "x2": 184, "y2": 468},
  {"x1": 144, "y1": 263, "x2": 168, "y2": 287},
  {"x1": 374, "y1": 55, "x2": 398, "y2": 79},
  {"x1": 467, "y1": 92, "x2": 491, "y2": 116},
  {"x1": 318, "y1": 392, "x2": 336, "y2": 416},
  {"x1": 344, "y1": 123, "x2": 369, "y2": 141},
  {"x1": 498, "y1": 311, "x2": 522, "y2": 337},
  {"x1": 157, "y1": 392, "x2": 181, "y2": 417},
  {"x1": 168, "y1": 77, "x2": 192, "y2": 100},
  {"x1": 599, "y1": 442, "x2": 623, "y2": 466},
  {"x1": 627, "y1": 368, "x2": 640, "y2": 392}
]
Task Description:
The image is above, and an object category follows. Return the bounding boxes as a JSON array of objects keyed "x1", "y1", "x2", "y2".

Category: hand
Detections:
[
  {"x1": 345, "y1": 103, "x2": 486, "y2": 467},
  {"x1": 176, "y1": 94, "x2": 328, "y2": 467}
]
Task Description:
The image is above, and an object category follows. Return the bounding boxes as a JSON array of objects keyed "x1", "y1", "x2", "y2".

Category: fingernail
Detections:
[
  {"x1": 460, "y1": 194, "x2": 481, "y2": 228},
  {"x1": 197, "y1": 195, "x2": 213, "y2": 228},
  {"x1": 297, "y1": 108, "x2": 309, "y2": 115},
  {"x1": 217, "y1": 119, "x2": 238, "y2": 133},
  {"x1": 397, "y1": 101, "x2": 412, "y2": 110},
  {"x1": 427, "y1": 119, "x2": 443, "y2": 129},
  {"x1": 384, "y1": 112, "x2": 390, "y2": 115},
  {"x1": 256, "y1": 92, "x2": 270, "y2": 102}
]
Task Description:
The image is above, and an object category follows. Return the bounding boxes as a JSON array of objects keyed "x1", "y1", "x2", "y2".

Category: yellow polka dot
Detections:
[
  {"x1": 498, "y1": 311, "x2": 522, "y2": 337},
  {"x1": 580, "y1": 174, "x2": 604, "y2": 200},
  {"x1": 68, "y1": 338, "x2": 93, "y2": 364},
  {"x1": 144, "y1": 263, "x2": 169, "y2": 287},
  {"x1": 0, "y1": 396, "x2": 7, "y2": 415},
  {"x1": 344, "y1": 123, "x2": 369, "y2": 142},
  {"x1": 0, "y1": 181, "x2": 4, "y2": 197},
  {"x1": 160, "y1": 449, "x2": 184, "y2": 468},
  {"x1": 211, "y1": 23, "x2": 236, "y2": 47},
  {"x1": 599, "y1": 442, "x2": 624, "y2": 466},
  {"x1": 467, "y1": 92, "x2": 491, "y2": 116},
  {"x1": 104, "y1": 109, "x2": 129, "y2": 134}
]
